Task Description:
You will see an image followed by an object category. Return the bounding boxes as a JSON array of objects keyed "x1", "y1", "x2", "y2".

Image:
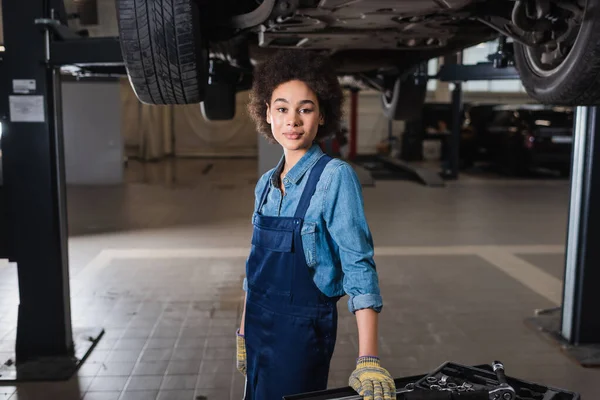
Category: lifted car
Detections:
[{"x1": 115, "y1": 0, "x2": 599, "y2": 120}]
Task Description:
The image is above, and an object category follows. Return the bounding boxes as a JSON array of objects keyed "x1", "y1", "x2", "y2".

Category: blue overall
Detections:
[{"x1": 244, "y1": 155, "x2": 340, "y2": 400}]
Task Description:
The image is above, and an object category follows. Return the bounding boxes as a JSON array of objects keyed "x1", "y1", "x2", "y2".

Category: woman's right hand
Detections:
[{"x1": 236, "y1": 329, "x2": 247, "y2": 376}]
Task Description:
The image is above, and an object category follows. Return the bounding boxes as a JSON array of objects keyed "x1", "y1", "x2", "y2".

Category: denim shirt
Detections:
[{"x1": 243, "y1": 144, "x2": 383, "y2": 314}]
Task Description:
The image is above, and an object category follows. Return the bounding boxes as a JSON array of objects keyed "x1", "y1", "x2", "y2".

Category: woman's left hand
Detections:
[{"x1": 349, "y1": 356, "x2": 395, "y2": 400}]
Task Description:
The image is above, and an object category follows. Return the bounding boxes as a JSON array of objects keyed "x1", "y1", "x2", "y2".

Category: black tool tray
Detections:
[
  {"x1": 283, "y1": 362, "x2": 581, "y2": 400},
  {"x1": 415, "y1": 362, "x2": 580, "y2": 400}
]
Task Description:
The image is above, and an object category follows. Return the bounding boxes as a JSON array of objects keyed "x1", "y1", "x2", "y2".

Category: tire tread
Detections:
[{"x1": 116, "y1": 0, "x2": 204, "y2": 105}]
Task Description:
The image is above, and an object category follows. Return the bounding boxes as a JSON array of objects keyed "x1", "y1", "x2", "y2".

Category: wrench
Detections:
[{"x1": 489, "y1": 361, "x2": 516, "y2": 400}]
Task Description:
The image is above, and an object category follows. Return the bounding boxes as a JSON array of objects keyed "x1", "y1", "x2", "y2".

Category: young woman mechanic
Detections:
[{"x1": 236, "y1": 50, "x2": 395, "y2": 400}]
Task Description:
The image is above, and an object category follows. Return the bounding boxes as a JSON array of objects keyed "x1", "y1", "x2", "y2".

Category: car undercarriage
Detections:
[{"x1": 115, "y1": 0, "x2": 599, "y2": 120}]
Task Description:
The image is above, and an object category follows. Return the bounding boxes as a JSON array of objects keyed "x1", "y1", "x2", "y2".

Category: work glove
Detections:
[
  {"x1": 349, "y1": 356, "x2": 396, "y2": 400},
  {"x1": 236, "y1": 329, "x2": 246, "y2": 376}
]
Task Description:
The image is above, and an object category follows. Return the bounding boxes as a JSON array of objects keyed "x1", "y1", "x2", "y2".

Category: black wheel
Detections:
[
  {"x1": 381, "y1": 75, "x2": 427, "y2": 121},
  {"x1": 514, "y1": 0, "x2": 600, "y2": 105},
  {"x1": 200, "y1": 83, "x2": 236, "y2": 120},
  {"x1": 116, "y1": 0, "x2": 208, "y2": 105}
]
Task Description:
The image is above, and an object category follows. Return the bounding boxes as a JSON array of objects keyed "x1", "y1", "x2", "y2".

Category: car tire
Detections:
[
  {"x1": 381, "y1": 76, "x2": 427, "y2": 121},
  {"x1": 200, "y1": 84, "x2": 236, "y2": 120},
  {"x1": 514, "y1": 0, "x2": 600, "y2": 105},
  {"x1": 116, "y1": 0, "x2": 207, "y2": 105}
]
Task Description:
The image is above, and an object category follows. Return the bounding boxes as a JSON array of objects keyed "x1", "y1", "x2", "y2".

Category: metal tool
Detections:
[
  {"x1": 489, "y1": 361, "x2": 516, "y2": 400},
  {"x1": 439, "y1": 374, "x2": 449, "y2": 386}
]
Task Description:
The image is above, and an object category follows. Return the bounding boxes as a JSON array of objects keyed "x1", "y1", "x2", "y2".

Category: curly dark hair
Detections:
[{"x1": 247, "y1": 50, "x2": 344, "y2": 144}]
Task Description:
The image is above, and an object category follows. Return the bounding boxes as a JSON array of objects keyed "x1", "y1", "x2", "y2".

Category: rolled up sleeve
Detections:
[
  {"x1": 348, "y1": 293, "x2": 383, "y2": 314},
  {"x1": 323, "y1": 163, "x2": 383, "y2": 314}
]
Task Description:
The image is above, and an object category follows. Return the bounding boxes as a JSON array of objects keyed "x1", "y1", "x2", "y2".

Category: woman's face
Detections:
[{"x1": 266, "y1": 80, "x2": 324, "y2": 153}]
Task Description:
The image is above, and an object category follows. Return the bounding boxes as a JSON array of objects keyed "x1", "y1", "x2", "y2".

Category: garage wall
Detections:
[
  {"x1": 346, "y1": 91, "x2": 405, "y2": 155},
  {"x1": 62, "y1": 80, "x2": 123, "y2": 185},
  {"x1": 121, "y1": 81, "x2": 258, "y2": 159},
  {"x1": 120, "y1": 80, "x2": 532, "y2": 160},
  {"x1": 172, "y1": 91, "x2": 258, "y2": 157},
  {"x1": 121, "y1": 80, "x2": 405, "y2": 158},
  {"x1": 63, "y1": 0, "x2": 118, "y2": 37}
]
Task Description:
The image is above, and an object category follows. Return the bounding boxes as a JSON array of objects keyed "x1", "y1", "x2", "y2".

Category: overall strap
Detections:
[
  {"x1": 294, "y1": 155, "x2": 332, "y2": 219},
  {"x1": 257, "y1": 174, "x2": 272, "y2": 213}
]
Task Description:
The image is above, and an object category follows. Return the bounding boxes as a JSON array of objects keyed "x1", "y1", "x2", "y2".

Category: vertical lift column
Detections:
[
  {"x1": 561, "y1": 106, "x2": 600, "y2": 348},
  {"x1": 0, "y1": 0, "x2": 102, "y2": 381},
  {"x1": 528, "y1": 106, "x2": 600, "y2": 366}
]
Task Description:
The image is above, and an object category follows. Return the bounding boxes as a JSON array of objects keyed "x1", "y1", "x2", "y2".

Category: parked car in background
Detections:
[{"x1": 465, "y1": 104, "x2": 573, "y2": 176}]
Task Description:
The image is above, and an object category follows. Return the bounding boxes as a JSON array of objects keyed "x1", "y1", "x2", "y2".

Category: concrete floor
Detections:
[{"x1": 0, "y1": 158, "x2": 598, "y2": 400}]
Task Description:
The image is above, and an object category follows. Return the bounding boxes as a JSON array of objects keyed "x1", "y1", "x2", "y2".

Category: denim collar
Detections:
[{"x1": 270, "y1": 144, "x2": 325, "y2": 186}]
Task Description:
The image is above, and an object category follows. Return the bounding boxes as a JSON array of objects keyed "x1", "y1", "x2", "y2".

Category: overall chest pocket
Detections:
[
  {"x1": 247, "y1": 225, "x2": 295, "y2": 295},
  {"x1": 251, "y1": 225, "x2": 293, "y2": 252},
  {"x1": 301, "y1": 222, "x2": 317, "y2": 268}
]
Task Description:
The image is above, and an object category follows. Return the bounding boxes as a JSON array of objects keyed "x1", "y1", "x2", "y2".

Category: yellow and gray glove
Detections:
[
  {"x1": 349, "y1": 356, "x2": 396, "y2": 400},
  {"x1": 236, "y1": 329, "x2": 246, "y2": 376}
]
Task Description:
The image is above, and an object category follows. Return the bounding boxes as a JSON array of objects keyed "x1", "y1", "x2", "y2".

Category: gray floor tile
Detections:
[
  {"x1": 87, "y1": 350, "x2": 112, "y2": 364},
  {"x1": 516, "y1": 253, "x2": 565, "y2": 280},
  {"x1": 159, "y1": 375, "x2": 197, "y2": 391},
  {"x1": 118, "y1": 391, "x2": 158, "y2": 400},
  {"x1": 203, "y1": 337, "x2": 230, "y2": 349},
  {"x1": 145, "y1": 338, "x2": 177, "y2": 350},
  {"x1": 77, "y1": 377, "x2": 96, "y2": 393},
  {"x1": 83, "y1": 392, "x2": 122, "y2": 400},
  {"x1": 165, "y1": 361, "x2": 202, "y2": 376},
  {"x1": 97, "y1": 362, "x2": 136, "y2": 377},
  {"x1": 193, "y1": 389, "x2": 229, "y2": 400},
  {"x1": 125, "y1": 376, "x2": 163, "y2": 391},
  {"x1": 88, "y1": 377, "x2": 129, "y2": 392},
  {"x1": 140, "y1": 349, "x2": 173, "y2": 362},
  {"x1": 114, "y1": 339, "x2": 147, "y2": 351},
  {"x1": 156, "y1": 391, "x2": 195, "y2": 400},
  {"x1": 151, "y1": 328, "x2": 181, "y2": 339},
  {"x1": 0, "y1": 386, "x2": 16, "y2": 396},
  {"x1": 203, "y1": 347, "x2": 234, "y2": 360},
  {"x1": 196, "y1": 360, "x2": 234, "y2": 389},
  {"x1": 174, "y1": 338, "x2": 206, "y2": 349},
  {"x1": 131, "y1": 362, "x2": 169, "y2": 376},
  {"x1": 77, "y1": 362, "x2": 104, "y2": 377},
  {"x1": 107, "y1": 350, "x2": 142, "y2": 363},
  {"x1": 171, "y1": 348, "x2": 204, "y2": 361},
  {"x1": 95, "y1": 339, "x2": 119, "y2": 351}
]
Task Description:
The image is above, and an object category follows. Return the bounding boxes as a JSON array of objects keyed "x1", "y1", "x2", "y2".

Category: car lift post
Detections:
[
  {"x1": 440, "y1": 52, "x2": 462, "y2": 180},
  {"x1": 442, "y1": 81, "x2": 463, "y2": 180},
  {"x1": 561, "y1": 106, "x2": 600, "y2": 347},
  {"x1": 0, "y1": 0, "x2": 102, "y2": 381},
  {"x1": 525, "y1": 106, "x2": 600, "y2": 366}
]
